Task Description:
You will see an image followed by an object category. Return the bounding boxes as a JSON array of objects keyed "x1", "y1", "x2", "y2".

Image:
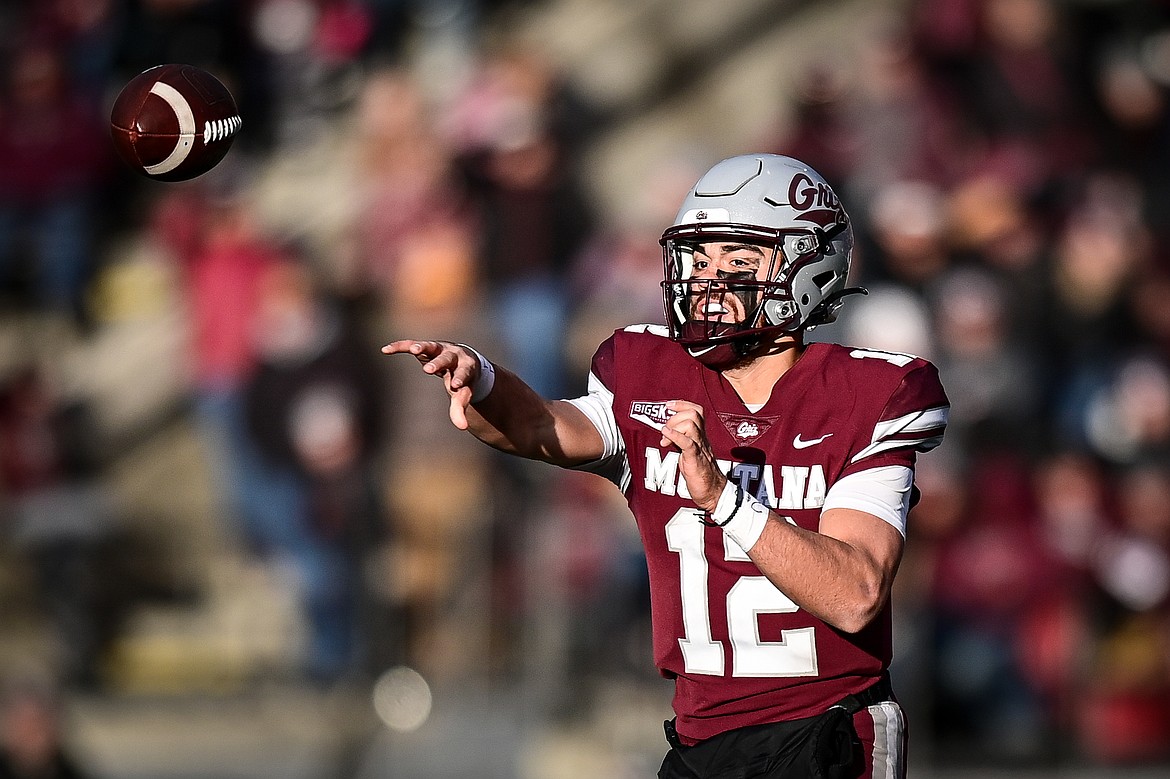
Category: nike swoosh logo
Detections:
[{"x1": 793, "y1": 433, "x2": 833, "y2": 449}]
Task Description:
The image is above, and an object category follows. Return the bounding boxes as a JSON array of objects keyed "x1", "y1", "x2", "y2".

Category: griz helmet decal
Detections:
[{"x1": 660, "y1": 154, "x2": 864, "y2": 368}]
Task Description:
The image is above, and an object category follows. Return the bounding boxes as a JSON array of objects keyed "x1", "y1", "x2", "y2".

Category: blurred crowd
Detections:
[
  {"x1": 785, "y1": 0, "x2": 1170, "y2": 766},
  {"x1": 2, "y1": 0, "x2": 1170, "y2": 774}
]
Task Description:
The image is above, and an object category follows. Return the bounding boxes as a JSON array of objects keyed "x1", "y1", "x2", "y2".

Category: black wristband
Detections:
[{"x1": 700, "y1": 483, "x2": 744, "y2": 527}]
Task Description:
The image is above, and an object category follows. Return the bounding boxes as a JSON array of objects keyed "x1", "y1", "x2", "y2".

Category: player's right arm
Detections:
[{"x1": 382, "y1": 339, "x2": 606, "y2": 466}]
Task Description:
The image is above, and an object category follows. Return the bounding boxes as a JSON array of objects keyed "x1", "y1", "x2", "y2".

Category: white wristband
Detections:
[
  {"x1": 457, "y1": 344, "x2": 496, "y2": 403},
  {"x1": 709, "y1": 480, "x2": 770, "y2": 552}
]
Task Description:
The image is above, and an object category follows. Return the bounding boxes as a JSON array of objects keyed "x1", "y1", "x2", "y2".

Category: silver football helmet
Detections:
[{"x1": 660, "y1": 154, "x2": 861, "y2": 366}]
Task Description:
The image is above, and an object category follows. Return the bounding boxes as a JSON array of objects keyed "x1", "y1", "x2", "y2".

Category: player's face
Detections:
[{"x1": 687, "y1": 241, "x2": 770, "y2": 324}]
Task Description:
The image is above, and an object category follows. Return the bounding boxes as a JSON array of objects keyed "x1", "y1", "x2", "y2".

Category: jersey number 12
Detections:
[{"x1": 666, "y1": 508, "x2": 819, "y2": 677}]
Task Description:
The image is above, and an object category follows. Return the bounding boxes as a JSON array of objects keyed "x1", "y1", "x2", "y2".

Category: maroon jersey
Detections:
[{"x1": 583, "y1": 325, "x2": 949, "y2": 743}]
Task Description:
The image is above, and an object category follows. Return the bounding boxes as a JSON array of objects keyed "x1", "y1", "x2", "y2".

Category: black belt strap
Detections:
[
  {"x1": 831, "y1": 672, "x2": 894, "y2": 715},
  {"x1": 664, "y1": 673, "x2": 895, "y2": 750}
]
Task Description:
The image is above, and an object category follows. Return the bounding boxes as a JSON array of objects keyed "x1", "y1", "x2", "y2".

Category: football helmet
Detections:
[{"x1": 660, "y1": 153, "x2": 861, "y2": 367}]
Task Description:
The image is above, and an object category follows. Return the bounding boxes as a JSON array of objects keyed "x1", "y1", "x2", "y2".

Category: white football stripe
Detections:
[{"x1": 144, "y1": 82, "x2": 196, "y2": 175}]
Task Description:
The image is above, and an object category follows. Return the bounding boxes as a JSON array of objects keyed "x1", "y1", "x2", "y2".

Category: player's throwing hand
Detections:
[{"x1": 382, "y1": 340, "x2": 484, "y2": 430}]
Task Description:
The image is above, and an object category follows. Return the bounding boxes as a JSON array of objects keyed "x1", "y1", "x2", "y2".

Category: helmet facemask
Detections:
[{"x1": 661, "y1": 224, "x2": 845, "y2": 366}]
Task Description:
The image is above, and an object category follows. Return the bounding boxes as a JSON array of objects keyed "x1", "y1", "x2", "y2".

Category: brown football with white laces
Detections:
[{"x1": 110, "y1": 64, "x2": 241, "y2": 182}]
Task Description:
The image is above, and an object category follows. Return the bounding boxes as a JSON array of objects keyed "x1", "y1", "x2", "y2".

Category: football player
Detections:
[{"x1": 384, "y1": 153, "x2": 949, "y2": 778}]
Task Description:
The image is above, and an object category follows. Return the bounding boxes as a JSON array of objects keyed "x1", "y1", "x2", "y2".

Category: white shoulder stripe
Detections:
[
  {"x1": 872, "y1": 406, "x2": 950, "y2": 440},
  {"x1": 851, "y1": 435, "x2": 944, "y2": 463},
  {"x1": 851, "y1": 405, "x2": 949, "y2": 464}
]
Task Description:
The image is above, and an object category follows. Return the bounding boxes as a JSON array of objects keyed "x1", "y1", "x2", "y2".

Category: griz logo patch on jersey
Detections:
[
  {"x1": 644, "y1": 448, "x2": 827, "y2": 511},
  {"x1": 630, "y1": 400, "x2": 674, "y2": 431},
  {"x1": 717, "y1": 413, "x2": 777, "y2": 445}
]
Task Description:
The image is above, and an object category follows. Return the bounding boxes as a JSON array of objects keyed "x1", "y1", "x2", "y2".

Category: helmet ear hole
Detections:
[
  {"x1": 813, "y1": 271, "x2": 837, "y2": 291},
  {"x1": 800, "y1": 293, "x2": 811, "y2": 306}
]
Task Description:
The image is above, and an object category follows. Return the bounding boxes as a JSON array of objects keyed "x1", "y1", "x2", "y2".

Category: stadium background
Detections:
[{"x1": 2, "y1": 0, "x2": 1170, "y2": 777}]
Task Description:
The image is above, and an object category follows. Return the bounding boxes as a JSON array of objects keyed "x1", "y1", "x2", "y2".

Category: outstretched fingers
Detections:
[
  {"x1": 382, "y1": 339, "x2": 439, "y2": 358},
  {"x1": 384, "y1": 340, "x2": 469, "y2": 378},
  {"x1": 383, "y1": 339, "x2": 482, "y2": 427},
  {"x1": 383, "y1": 339, "x2": 448, "y2": 366}
]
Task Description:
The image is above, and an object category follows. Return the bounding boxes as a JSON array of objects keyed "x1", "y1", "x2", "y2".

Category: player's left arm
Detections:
[
  {"x1": 749, "y1": 506, "x2": 904, "y2": 635},
  {"x1": 662, "y1": 360, "x2": 947, "y2": 634}
]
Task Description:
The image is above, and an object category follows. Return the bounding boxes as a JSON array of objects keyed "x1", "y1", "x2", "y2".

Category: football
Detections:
[{"x1": 110, "y1": 64, "x2": 241, "y2": 182}]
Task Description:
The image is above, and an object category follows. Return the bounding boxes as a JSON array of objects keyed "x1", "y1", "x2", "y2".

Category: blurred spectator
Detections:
[
  {"x1": 925, "y1": 455, "x2": 1056, "y2": 759},
  {"x1": 1091, "y1": 42, "x2": 1170, "y2": 238},
  {"x1": 155, "y1": 185, "x2": 303, "y2": 558},
  {"x1": 890, "y1": 453, "x2": 966, "y2": 725},
  {"x1": 861, "y1": 178, "x2": 950, "y2": 290},
  {"x1": 832, "y1": 283, "x2": 935, "y2": 359},
  {"x1": 930, "y1": 266, "x2": 1043, "y2": 454},
  {"x1": 526, "y1": 471, "x2": 650, "y2": 715},
  {"x1": 1032, "y1": 450, "x2": 1111, "y2": 582},
  {"x1": 944, "y1": 170, "x2": 1052, "y2": 356},
  {"x1": 841, "y1": 22, "x2": 969, "y2": 203},
  {"x1": 451, "y1": 46, "x2": 597, "y2": 398},
  {"x1": 962, "y1": 0, "x2": 1096, "y2": 177},
  {"x1": 248, "y1": 0, "x2": 373, "y2": 149},
  {"x1": 350, "y1": 67, "x2": 478, "y2": 323},
  {"x1": 767, "y1": 62, "x2": 857, "y2": 190},
  {"x1": 0, "y1": 367, "x2": 116, "y2": 688},
  {"x1": 1095, "y1": 465, "x2": 1170, "y2": 613},
  {"x1": 1071, "y1": 354, "x2": 1170, "y2": 465},
  {"x1": 1077, "y1": 463, "x2": 1170, "y2": 763},
  {"x1": 1045, "y1": 174, "x2": 1147, "y2": 375},
  {"x1": 565, "y1": 152, "x2": 703, "y2": 377},
  {"x1": 21, "y1": 0, "x2": 122, "y2": 99},
  {"x1": 0, "y1": 42, "x2": 109, "y2": 326},
  {"x1": 0, "y1": 677, "x2": 92, "y2": 779},
  {"x1": 244, "y1": 258, "x2": 391, "y2": 680},
  {"x1": 1018, "y1": 451, "x2": 1110, "y2": 744}
]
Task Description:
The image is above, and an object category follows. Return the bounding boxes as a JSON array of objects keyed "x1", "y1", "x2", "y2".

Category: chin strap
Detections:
[
  {"x1": 804, "y1": 286, "x2": 868, "y2": 329},
  {"x1": 734, "y1": 336, "x2": 762, "y2": 358},
  {"x1": 825, "y1": 286, "x2": 869, "y2": 306}
]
